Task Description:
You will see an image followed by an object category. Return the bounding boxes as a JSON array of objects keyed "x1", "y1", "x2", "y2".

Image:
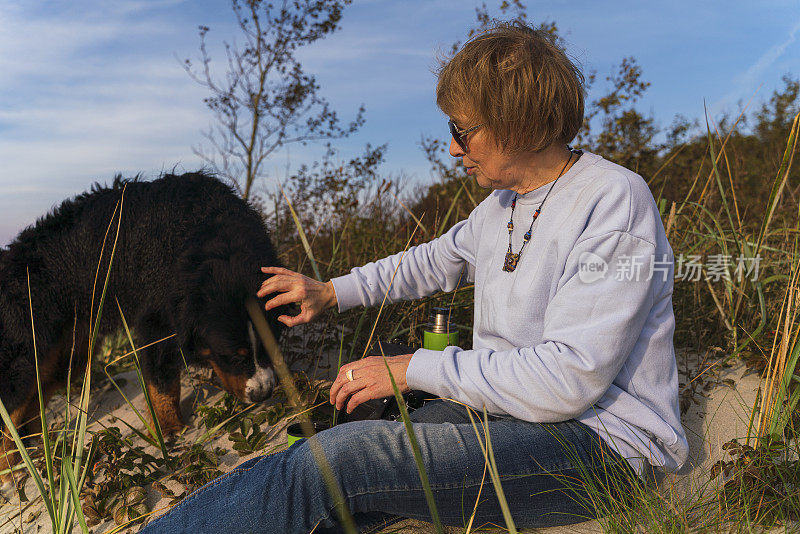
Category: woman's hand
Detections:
[
  {"x1": 257, "y1": 266, "x2": 337, "y2": 327},
  {"x1": 329, "y1": 355, "x2": 413, "y2": 414}
]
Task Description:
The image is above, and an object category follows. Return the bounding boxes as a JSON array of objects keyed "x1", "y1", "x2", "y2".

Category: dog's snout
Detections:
[{"x1": 245, "y1": 365, "x2": 276, "y2": 403}]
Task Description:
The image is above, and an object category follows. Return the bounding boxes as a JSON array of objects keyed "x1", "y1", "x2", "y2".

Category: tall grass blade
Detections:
[
  {"x1": 435, "y1": 182, "x2": 464, "y2": 238},
  {"x1": 360, "y1": 219, "x2": 424, "y2": 359},
  {"x1": 279, "y1": 185, "x2": 323, "y2": 281},
  {"x1": 389, "y1": 188, "x2": 429, "y2": 237},
  {"x1": 755, "y1": 112, "x2": 800, "y2": 258},
  {"x1": 62, "y1": 458, "x2": 89, "y2": 533},
  {"x1": 704, "y1": 109, "x2": 740, "y2": 256},
  {"x1": 381, "y1": 355, "x2": 445, "y2": 534},
  {"x1": 327, "y1": 214, "x2": 353, "y2": 276},
  {"x1": 89, "y1": 194, "x2": 125, "y2": 356},
  {"x1": 759, "y1": 210, "x2": 800, "y2": 439},
  {"x1": 100, "y1": 334, "x2": 178, "y2": 448},
  {"x1": 57, "y1": 315, "x2": 78, "y2": 529},
  {"x1": 0, "y1": 186, "x2": 127, "y2": 533},
  {"x1": 245, "y1": 299, "x2": 357, "y2": 534},
  {"x1": 333, "y1": 326, "x2": 345, "y2": 426},
  {"x1": 25, "y1": 269, "x2": 59, "y2": 529},
  {"x1": 0, "y1": 400, "x2": 57, "y2": 527},
  {"x1": 346, "y1": 309, "x2": 367, "y2": 362},
  {"x1": 116, "y1": 300, "x2": 169, "y2": 460},
  {"x1": 465, "y1": 408, "x2": 518, "y2": 534}
]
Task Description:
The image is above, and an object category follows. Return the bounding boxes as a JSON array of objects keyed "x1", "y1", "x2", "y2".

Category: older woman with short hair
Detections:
[{"x1": 143, "y1": 22, "x2": 687, "y2": 533}]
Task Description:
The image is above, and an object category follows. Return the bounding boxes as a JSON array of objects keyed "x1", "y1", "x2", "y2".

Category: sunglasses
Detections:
[{"x1": 448, "y1": 120, "x2": 482, "y2": 151}]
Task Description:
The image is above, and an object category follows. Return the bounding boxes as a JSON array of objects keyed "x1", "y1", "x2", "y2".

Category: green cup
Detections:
[
  {"x1": 423, "y1": 307, "x2": 459, "y2": 350},
  {"x1": 423, "y1": 330, "x2": 459, "y2": 351},
  {"x1": 287, "y1": 422, "x2": 331, "y2": 447}
]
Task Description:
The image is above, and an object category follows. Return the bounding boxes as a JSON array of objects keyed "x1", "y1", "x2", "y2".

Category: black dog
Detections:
[{"x1": 0, "y1": 172, "x2": 284, "y2": 485}]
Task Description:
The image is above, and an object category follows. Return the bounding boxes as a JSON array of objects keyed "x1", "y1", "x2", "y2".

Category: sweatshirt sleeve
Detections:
[
  {"x1": 330, "y1": 204, "x2": 483, "y2": 311},
  {"x1": 406, "y1": 229, "x2": 658, "y2": 422}
]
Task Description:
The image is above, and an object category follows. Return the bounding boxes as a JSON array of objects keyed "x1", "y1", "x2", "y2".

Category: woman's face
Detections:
[{"x1": 448, "y1": 116, "x2": 521, "y2": 191}]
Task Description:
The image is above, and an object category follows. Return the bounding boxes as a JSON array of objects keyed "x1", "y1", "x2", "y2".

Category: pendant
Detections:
[{"x1": 503, "y1": 252, "x2": 520, "y2": 272}]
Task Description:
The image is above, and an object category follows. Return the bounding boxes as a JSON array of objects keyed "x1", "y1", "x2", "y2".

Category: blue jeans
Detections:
[{"x1": 141, "y1": 399, "x2": 638, "y2": 533}]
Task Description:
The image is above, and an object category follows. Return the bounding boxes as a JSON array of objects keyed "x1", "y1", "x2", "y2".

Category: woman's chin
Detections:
[{"x1": 471, "y1": 172, "x2": 492, "y2": 189}]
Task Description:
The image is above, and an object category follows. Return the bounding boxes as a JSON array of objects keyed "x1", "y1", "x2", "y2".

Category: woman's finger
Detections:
[
  {"x1": 330, "y1": 364, "x2": 366, "y2": 406},
  {"x1": 329, "y1": 375, "x2": 345, "y2": 405},
  {"x1": 345, "y1": 388, "x2": 375, "y2": 414},
  {"x1": 278, "y1": 310, "x2": 313, "y2": 327},
  {"x1": 333, "y1": 379, "x2": 366, "y2": 411},
  {"x1": 263, "y1": 290, "x2": 304, "y2": 312},
  {"x1": 260, "y1": 266, "x2": 294, "y2": 275},
  {"x1": 257, "y1": 275, "x2": 298, "y2": 297},
  {"x1": 329, "y1": 365, "x2": 355, "y2": 404}
]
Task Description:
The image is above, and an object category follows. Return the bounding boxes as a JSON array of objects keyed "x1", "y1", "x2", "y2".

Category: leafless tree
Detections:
[{"x1": 184, "y1": 0, "x2": 365, "y2": 200}]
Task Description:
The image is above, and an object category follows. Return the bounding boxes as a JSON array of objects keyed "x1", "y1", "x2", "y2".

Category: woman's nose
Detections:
[{"x1": 449, "y1": 137, "x2": 465, "y2": 158}]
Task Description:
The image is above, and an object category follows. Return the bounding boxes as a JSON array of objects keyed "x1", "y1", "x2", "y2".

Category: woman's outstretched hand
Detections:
[
  {"x1": 257, "y1": 266, "x2": 337, "y2": 327},
  {"x1": 329, "y1": 355, "x2": 413, "y2": 414}
]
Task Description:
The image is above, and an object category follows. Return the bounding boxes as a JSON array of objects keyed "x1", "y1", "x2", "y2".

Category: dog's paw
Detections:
[
  {"x1": 150, "y1": 414, "x2": 187, "y2": 438},
  {"x1": 160, "y1": 421, "x2": 188, "y2": 437}
]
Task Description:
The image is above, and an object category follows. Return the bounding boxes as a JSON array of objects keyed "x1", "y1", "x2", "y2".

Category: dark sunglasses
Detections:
[{"x1": 448, "y1": 120, "x2": 482, "y2": 151}]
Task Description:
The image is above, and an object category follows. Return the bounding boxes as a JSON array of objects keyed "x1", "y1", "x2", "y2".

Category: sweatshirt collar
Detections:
[{"x1": 511, "y1": 151, "x2": 600, "y2": 205}]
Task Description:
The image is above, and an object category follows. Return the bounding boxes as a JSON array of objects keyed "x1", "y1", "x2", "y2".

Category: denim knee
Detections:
[{"x1": 301, "y1": 420, "x2": 408, "y2": 493}]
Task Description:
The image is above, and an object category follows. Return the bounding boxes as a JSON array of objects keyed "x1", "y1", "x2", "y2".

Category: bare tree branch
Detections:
[{"x1": 183, "y1": 0, "x2": 365, "y2": 199}]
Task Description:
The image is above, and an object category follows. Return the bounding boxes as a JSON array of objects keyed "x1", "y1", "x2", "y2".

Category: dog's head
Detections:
[
  {"x1": 188, "y1": 267, "x2": 284, "y2": 404},
  {"x1": 197, "y1": 315, "x2": 277, "y2": 404}
]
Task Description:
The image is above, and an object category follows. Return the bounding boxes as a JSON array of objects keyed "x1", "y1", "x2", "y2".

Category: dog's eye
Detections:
[
  {"x1": 236, "y1": 348, "x2": 249, "y2": 357},
  {"x1": 200, "y1": 348, "x2": 212, "y2": 357}
]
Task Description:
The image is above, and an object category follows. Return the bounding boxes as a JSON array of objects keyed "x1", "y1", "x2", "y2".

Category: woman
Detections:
[{"x1": 143, "y1": 22, "x2": 687, "y2": 532}]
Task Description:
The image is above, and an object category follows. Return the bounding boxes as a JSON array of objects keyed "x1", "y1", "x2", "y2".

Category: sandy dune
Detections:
[{"x1": 0, "y1": 353, "x2": 776, "y2": 533}]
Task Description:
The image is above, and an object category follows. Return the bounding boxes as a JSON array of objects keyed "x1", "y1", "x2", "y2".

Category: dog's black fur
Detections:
[{"x1": 0, "y1": 172, "x2": 284, "y2": 453}]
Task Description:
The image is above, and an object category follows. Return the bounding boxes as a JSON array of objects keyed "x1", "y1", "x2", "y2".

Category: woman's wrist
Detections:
[{"x1": 325, "y1": 280, "x2": 338, "y2": 310}]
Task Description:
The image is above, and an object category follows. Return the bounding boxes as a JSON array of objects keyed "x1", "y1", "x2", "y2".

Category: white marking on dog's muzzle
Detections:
[{"x1": 245, "y1": 321, "x2": 276, "y2": 403}]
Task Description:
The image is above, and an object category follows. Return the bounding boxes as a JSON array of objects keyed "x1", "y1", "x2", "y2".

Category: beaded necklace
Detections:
[{"x1": 502, "y1": 148, "x2": 580, "y2": 272}]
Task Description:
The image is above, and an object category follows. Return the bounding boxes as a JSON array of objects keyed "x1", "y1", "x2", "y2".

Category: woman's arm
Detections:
[
  {"x1": 330, "y1": 216, "x2": 478, "y2": 312},
  {"x1": 258, "y1": 198, "x2": 487, "y2": 324},
  {"x1": 405, "y1": 230, "x2": 663, "y2": 422}
]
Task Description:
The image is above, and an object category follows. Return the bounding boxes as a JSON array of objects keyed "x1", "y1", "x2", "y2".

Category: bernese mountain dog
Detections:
[{"x1": 0, "y1": 171, "x2": 285, "y2": 488}]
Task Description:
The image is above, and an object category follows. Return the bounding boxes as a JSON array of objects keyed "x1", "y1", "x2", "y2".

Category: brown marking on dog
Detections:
[
  {"x1": 208, "y1": 360, "x2": 249, "y2": 402},
  {"x1": 1, "y1": 404, "x2": 28, "y2": 489},
  {"x1": 0, "y1": 324, "x2": 82, "y2": 488},
  {"x1": 145, "y1": 381, "x2": 184, "y2": 435}
]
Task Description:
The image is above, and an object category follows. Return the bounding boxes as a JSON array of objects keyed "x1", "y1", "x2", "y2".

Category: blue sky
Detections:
[{"x1": 1, "y1": 0, "x2": 799, "y2": 246}]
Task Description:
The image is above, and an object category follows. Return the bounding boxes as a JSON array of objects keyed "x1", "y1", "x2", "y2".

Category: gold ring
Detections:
[{"x1": 346, "y1": 369, "x2": 354, "y2": 382}]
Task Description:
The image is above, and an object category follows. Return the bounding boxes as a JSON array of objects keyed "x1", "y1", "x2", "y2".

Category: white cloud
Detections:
[{"x1": 0, "y1": 1, "x2": 216, "y2": 245}]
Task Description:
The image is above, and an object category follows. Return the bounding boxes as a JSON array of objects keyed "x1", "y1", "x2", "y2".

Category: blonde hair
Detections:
[{"x1": 437, "y1": 22, "x2": 584, "y2": 153}]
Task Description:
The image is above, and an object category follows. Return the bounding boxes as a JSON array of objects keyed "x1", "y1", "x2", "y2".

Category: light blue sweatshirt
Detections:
[{"x1": 331, "y1": 152, "x2": 689, "y2": 474}]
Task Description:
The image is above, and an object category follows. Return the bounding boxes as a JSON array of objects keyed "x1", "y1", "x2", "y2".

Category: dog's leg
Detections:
[
  {"x1": 1, "y1": 436, "x2": 20, "y2": 494},
  {"x1": 1, "y1": 426, "x2": 21, "y2": 493},
  {"x1": 0, "y1": 402, "x2": 34, "y2": 492},
  {"x1": 145, "y1": 379, "x2": 184, "y2": 435},
  {"x1": 0, "y1": 338, "x2": 65, "y2": 492},
  {"x1": 134, "y1": 313, "x2": 187, "y2": 436}
]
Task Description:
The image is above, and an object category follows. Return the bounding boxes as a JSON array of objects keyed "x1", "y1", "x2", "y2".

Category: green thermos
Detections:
[{"x1": 423, "y1": 307, "x2": 459, "y2": 350}]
